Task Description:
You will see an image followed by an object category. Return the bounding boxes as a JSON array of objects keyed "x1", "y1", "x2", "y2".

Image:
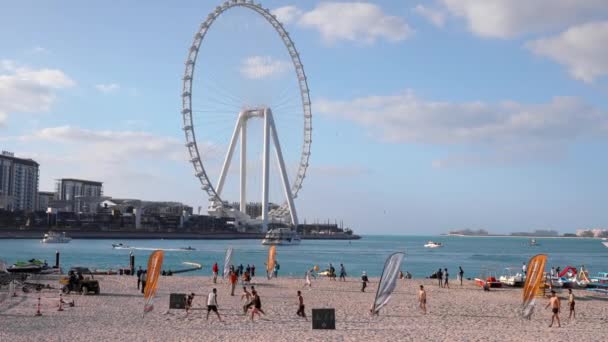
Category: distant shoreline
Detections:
[
  {"x1": 0, "y1": 230, "x2": 361, "y2": 240},
  {"x1": 444, "y1": 234, "x2": 598, "y2": 239}
]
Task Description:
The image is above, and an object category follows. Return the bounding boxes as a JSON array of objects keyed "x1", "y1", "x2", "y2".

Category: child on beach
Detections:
[
  {"x1": 545, "y1": 290, "x2": 561, "y2": 328},
  {"x1": 418, "y1": 285, "x2": 427, "y2": 314},
  {"x1": 361, "y1": 272, "x2": 369, "y2": 292},
  {"x1": 296, "y1": 290, "x2": 307, "y2": 320},
  {"x1": 185, "y1": 293, "x2": 195, "y2": 315}
]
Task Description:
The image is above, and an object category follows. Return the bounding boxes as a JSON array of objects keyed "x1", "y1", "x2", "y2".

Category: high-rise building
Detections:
[
  {"x1": 0, "y1": 151, "x2": 39, "y2": 211},
  {"x1": 38, "y1": 191, "x2": 55, "y2": 211},
  {"x1": 55, "y1": 178, "x2": 103, "y2": 213}
]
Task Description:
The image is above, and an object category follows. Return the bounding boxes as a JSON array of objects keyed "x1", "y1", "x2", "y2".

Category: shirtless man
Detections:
[
  {"x1": 418, "y1": 285, "x2": 427, "y2": 314},
  {"x1": 241, "y1": 286, "x2": 252, "y2": 314},
  {"x1": 545, "y1": 290, "x2": 561, "y2": 327}
]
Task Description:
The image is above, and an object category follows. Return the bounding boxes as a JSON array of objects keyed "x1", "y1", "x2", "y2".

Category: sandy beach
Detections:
[{"x1": 1, "y1": 275, "x2": 607, "y2": 342}]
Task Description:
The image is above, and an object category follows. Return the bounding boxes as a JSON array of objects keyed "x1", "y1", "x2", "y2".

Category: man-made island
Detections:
[{"x1": 446, "y1": 228, "x2": 608, "y2": 238}]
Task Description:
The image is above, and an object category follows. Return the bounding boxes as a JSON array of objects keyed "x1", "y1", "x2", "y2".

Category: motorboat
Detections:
[
  {"x1": 42, "y1": 231, "x2": 71, "y2": 243},
  {"x1": 498, "y1": 267, "x2": 524, "y2": 287},
  {"x1": 112, "y1": 243, "x2": 130, "y2": 249},
  {"x1": 179, "y1": 246, "x2": 196, "y2": 251},
  {"x1": 261, "y1": 228, "x2": 301, "y2": 245},
  {"x1": 529, "y1": 239, "x2": 539, "y2": 246},
  {"x1": 424, "y1": 241, "x2": 443, "y2": 248},
  {"x1": 602, "y1": 242, "x2": 608, "y2": 248}
]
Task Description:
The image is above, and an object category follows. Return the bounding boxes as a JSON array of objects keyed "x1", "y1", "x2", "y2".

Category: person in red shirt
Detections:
[
  {"x1": 212, "y1": 262, "x2": 219, "y2": 284},
  {"x1": 229, "y1": 270, "x2": 238, "y2": 296}
]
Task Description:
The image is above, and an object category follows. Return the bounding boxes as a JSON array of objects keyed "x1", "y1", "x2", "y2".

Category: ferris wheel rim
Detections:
[{"x1": 180, "y1": 0, "x2": 312, "y2": 219}]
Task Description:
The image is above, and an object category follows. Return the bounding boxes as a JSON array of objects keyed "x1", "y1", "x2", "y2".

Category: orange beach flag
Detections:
[
  {"x1": 143, "y1": 250, "x2": 164, "y2": 315},
  {"x1": 267, "y1": 245, "x2": 276, "y2": 279},
  {"x1": 521, "y1": 254, "x2": 547, "y2": 318}
]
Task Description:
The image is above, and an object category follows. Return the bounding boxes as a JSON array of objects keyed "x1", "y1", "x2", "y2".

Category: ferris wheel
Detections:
[{"x1": 180, "y1": 0, "x2": 312, "y2": 229}]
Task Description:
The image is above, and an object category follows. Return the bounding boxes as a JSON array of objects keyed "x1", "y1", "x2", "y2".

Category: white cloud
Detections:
[
  {"x1": 0, "y1": 60, "x2": 75, "y2": 126},
  {"x1": 297, "y1": 2, "x2": 412, "y2": 44},
  {"x1": 95, "y1": 83, "x2": 121, "y2": 93},
  {"x1": 441, "y1": 0, "x2": 608, "y2": 38},
  {"x1": 31, "y1": 46, "x2": 50, "y2": 54},
  {"x1": 318, "y1": 90, "x2": 608, "y2": 165},
  {"x1": 413, "y1": 5, "x2": 446, "y2": 28},
  {"x1": 22, "y1": 125, "x2": 184, "y2": 162},
  {"x1": 527, "y1": 21, "x2": 608, "y2": 83},
  {"x1": 240, "y1": 56, "x2": 291, "y2": 80},
  {"x1": 272, "y1": 5, "x2": 303, "y2": 25}
]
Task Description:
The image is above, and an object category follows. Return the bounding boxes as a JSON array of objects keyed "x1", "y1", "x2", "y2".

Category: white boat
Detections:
[
  {"x1": 261, "y1": 228, "x2": 301, "y2": 245},
  {"x1": 42, "y1": 231, "x2": 71, "y2": 243},
  {"x1": 424, "y1": 241, "x2": 443, "y2": 248},
  {"x1": 498, "y1": 267, "x2": 524, "y2": 287},
  {"x1": 529, "y1": 239, "x2": 539, "y2": 246},
  {"x1": 602, "y1": 242, "x2": 608, "y2": 248}
]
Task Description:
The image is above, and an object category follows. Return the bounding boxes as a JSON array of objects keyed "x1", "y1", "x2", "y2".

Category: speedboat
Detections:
[
  {"x1": 112, "y1": 243, "x2": 130, "y2": 249},
  {"x1": 42, "y1": 231, "x2": 71, "y2": 243},
  {"x1": 498, "y1": 267, "x2": 524, "y2": 287},
  {"x1": 529, "y1": 239, "x2": 539, "y2": 246},
  {"x1": 602, "y1": 242, "x2": 608, "y2": 248},
  {"x1": 261, "y1": 228, "x2": 301, "y2": 245},
  {"x1": 179, "y1": 246, "x2": 196, "y2": 251},
  {"x1": 424, "y1": 241, "x2": 443, "y2": 248}
]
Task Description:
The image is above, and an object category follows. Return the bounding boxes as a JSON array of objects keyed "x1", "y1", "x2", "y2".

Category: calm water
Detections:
[{"x1": 1, "y1": 236, "x2": 607, "y2": 278}]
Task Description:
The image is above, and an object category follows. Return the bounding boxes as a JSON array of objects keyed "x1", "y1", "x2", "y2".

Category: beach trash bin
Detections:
[
  {"x1": 312, "y1": 308, "x2": 335, "y2": 329},
  {"x1": 169, "y1": 293, "x2": 187, "y2": 309}
]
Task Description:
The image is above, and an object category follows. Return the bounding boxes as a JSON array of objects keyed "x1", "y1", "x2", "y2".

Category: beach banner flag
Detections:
[
  {"x1": 223, "y1": 247, "x2": 233, "y2": 279},
  {"x1": 143, "y1": 250, "x2": 164, "y2": 315},
  {"x1": 521, "y1": 254, "x2": 547, "y2": 319},
  {"x1": 372, "y1": 252, "x2": 405, "y2": 314},
  {"x1": 267, "y1": 245, "x2": 276, "y2": 279}
]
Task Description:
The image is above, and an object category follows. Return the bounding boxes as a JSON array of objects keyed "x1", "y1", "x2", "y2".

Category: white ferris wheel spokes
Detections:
[{"x1": 180, "y1": 0, "x2": 312, "y2": 229}]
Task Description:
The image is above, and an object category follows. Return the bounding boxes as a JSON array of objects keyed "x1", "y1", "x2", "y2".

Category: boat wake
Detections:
[{"x1": 113, "y1": 246, "x2": 195, "y2": 252}]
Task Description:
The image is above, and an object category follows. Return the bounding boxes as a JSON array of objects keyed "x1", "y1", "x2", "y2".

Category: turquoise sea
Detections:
[{"x1": 1, "y1": 236, "x2": 607, "y2": 278}]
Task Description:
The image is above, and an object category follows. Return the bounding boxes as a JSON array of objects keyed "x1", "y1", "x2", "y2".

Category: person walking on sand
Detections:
[
  {"x1": 568, "y1": 289, "x2": 576, "y2": 320},
  {"x1": 437, "y1": 268, "x2": 443, "y2": 288},
  {"x1": 206, "y1": 288, "x2": 222, "y2": 322},
  {"x1": 250, "y1": 290, "x2": 265, "y2": 321},
  {"x1": 339, "y1": 264, "x2": 347, "y2": 281},
  {"x1": 273, "y1": 262, "x2": 280, "y2": 278},
  {"x1": 241, "y1": 286, "x2": 252, "y2": 314},
  {"x1": 141, "y1": 270, "x2": 147, "y2": 294},
  {"x1": 305, "y1": 269, "x2": 312, "y2": 287},
  {"x1": 251, "y1": 264, "x2": 256, "y2": 278},
  {"x1": 458, "y1": 266, "x2": 464, "y2": 286},
  {"x1": 418, "y1": 285, "x2": 427, "y2": 314},
  {"x1": 296, "y1": 290, "x2": 307, "y2": 320},
  {"x1": 185, "y1": 293, "x2": 195, "y2": 315},
  {"x1": 229, "y1": 270, "x2": 238, "y2": 296},
  {"x1": 545, "y1": 290, "x2": 561, "y2": 327},
  {"x1": 444, "y1": 268, "x2": 450, "y2": 289},
  {"x1": 361, "y1": 271, "x2": 369, "y2": 292},
  {"x1": 136, "y1": 266, "x2": 143, "y2": 290},
  {"x1": 212, "y1": 262, "x2": 219, "y2": 284}
]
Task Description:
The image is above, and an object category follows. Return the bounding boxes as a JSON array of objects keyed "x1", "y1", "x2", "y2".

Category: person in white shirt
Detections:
[
  {"x1": 206, "y1": 288, "x2": 222, "y2": 321},
  {"x1": 522, "y1": 262, "x2": 527, "y2": 275}
]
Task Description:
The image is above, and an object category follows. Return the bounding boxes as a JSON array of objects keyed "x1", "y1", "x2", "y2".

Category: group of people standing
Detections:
[{"x1": 433, "y1": 266, "x2": 465, "y2": 288}]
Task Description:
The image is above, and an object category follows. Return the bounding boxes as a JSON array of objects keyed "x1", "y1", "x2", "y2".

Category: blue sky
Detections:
[{"x1": 1, "y1": 1, "x2": 607, "y2": 234}]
